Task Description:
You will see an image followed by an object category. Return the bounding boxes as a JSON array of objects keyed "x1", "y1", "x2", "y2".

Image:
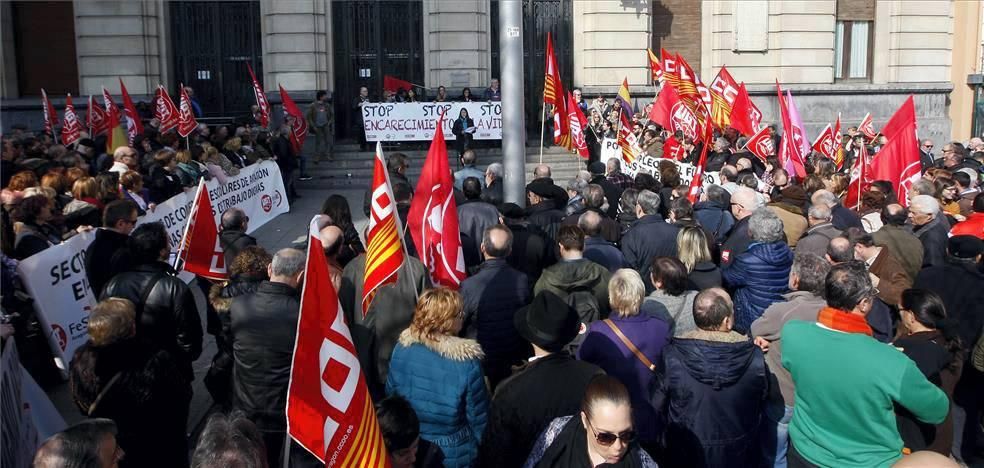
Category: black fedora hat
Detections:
[{"x1": 514, "y1": 291, "x2": 579, "y2": 352}]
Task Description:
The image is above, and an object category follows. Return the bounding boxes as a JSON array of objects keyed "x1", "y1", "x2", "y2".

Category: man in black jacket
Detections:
[
  {"x1": 230, "y1": 248, "x2": 304, "y2": 468},
  {"x1": 721, "y1": 187, "x2": 762, "y2": 266},
  {"x1": 498, "y1": 203, "x2": 553, "y2": 285},
  {"x1": 459, "y1": 225, "x2": 531, "y2": 389},
  {"x1": 621, "y1": 189, "x2": 680, "y2": 291},
  {"x1": 458, "y1": 177, "x2": 500, "y2": 270},
  {"x1": 909, "y1": 195, "x2": 950, "y2": 268},
  {"x1": 526, "y1": 179, "x2": 567, "y2": 246},
  {"x1": 219, "y1": 208, "x2": 257, "y2": 270},
  {"x1": 101, "y1": 222, "x2": 203, "y2": 381},
  {"x1": 588, "y1": 161, "x2": 623, "y2": 219},
  {"x1": 561, "y1": 184, "x2": 621, "y2": 244},
  {"x1": 86, "y1": 199, "x2": 139, "y2": 296},
  {"x1": 478, "y1": 291, "x2": 604, "y2": 468}
]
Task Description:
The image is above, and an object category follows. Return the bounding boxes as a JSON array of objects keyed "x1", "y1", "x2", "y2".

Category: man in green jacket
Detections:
[{"x1": 781, "y1": 261, "x2": 948, "y2": 468}]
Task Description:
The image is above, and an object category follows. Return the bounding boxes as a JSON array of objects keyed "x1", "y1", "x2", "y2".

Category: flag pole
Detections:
[
  {"x1": 377, "y1": 141, "x2": 420, "y2": 301},
  {"x1": 282, "y1": 434, "x2": 291, "y2": 467},
  {"x1": 173, "y1": 178, "x2": 204, "y2": 271},
  {"x1": 539, "y1": 104, "x2": 546, "y2": 164}
]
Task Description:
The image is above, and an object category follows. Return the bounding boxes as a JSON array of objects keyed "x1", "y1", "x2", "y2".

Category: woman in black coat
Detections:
[
  {"x1": 451, "y1": 108, "x2": 475, "y2": 157},
  {"x1": 147, "y1": 150, "x2": 185, "y2": 203},
  {"x1": 70, "y1": 298, "x2": 191, "y2": 468},
  {"x1": 321, "y1": 194, "x2": 366, "y2": 267}
]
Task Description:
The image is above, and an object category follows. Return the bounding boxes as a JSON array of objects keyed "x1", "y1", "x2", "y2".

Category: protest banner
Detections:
[
  {"x1": 362, "y1": 102, "x2": 502, "y2": 142},
  {"x1": 1, "y1": 339, "x2": 65, "y2": 468},
  {"x1": 601, "y1": 139, "x2": 720, "y2": 187},
  {"x1": 17, "y1": 161, "x2": 290, "y2": 371}
]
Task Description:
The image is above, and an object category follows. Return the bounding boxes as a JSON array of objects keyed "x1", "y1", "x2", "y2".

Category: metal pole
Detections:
[{"x1": 499, "y1": 0, "x2": 527, "y2": 205}]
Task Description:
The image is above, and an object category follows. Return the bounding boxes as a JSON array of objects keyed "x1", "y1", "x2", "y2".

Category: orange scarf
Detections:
[{"x1": 817, "y1": 306, "x2": 873, "y2": 336}]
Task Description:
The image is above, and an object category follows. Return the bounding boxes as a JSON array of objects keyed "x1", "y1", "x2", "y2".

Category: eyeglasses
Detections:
[
  {"x1": 922, "y1": 144, "x2": 933, "y2": 149},
  {"x1": 587, "y1": 421, "x2": 636, "y2": 447}
]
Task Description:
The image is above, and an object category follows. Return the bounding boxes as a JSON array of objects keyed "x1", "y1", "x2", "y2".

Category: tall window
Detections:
[{"x1": 834, "y1": 21, "x2": 871, "y2": 80}]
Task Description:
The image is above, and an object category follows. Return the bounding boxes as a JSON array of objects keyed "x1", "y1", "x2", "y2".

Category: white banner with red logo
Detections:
[
  {"x1": 362, "y1": 102, "x2": 503, "y2": 142},
  {"x1": 600, "y1": 139, "x2": 720, "y2": 187},
  {"x1": 16, "y1": 161, "x2": 288, "y2": 370}
]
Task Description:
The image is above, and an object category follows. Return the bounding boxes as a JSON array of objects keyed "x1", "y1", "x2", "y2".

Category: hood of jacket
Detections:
[
  {"x1": 538, "y1": 258, "x2": 608, "y2": 291},
  {"x1": 220, "y1": 229, "x2": 250, "y2": 247},
  {"x1": 746, "y1": 241, "x2": 794, "y2": 266},
  {"x1": 674, "y1": 330, "x2": 756, "y2": 389},
  {"x1": 398, "y1": 329, "x2": 484, "y2": 361}
]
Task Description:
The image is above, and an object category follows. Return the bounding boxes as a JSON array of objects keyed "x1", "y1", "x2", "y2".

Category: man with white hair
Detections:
[
  {"x1": 707, "y1": 137, "x2": 732, "y2": 172},
  {"x1": 109, "y1": 146, "x2": 138, "y2": 174},
  {"x1": 909, "y1": 194, "x2": 949, "y2": 268},
  {"x1": 605, "y1": 157, "x2": 633, "y2": 190},
  {"x1": 482, "y1": 162, "x2": 504, "y2": 205},
  {"x1": 721, "y1": 187, "x2": 763, "y2": 265},
  {"x1": 795, "y1": 204, "x2": 842, "y2": 259},
  {"x1": 812, "y1": 189, "x2": 862, "y2": 230}
]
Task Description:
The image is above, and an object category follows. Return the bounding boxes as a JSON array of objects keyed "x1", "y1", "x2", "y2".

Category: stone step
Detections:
[
  {"x1": 304, "y1": 154, "x2": 587, "y2": 171},
  {"x1": 299, "y1": 162, "x2": 584, "y2": 189}
]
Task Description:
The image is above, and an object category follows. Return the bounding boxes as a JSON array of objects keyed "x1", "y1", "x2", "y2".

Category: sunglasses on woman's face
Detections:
[{"x1": 588, "y1": 421, "x2": 637, "y2": 446}]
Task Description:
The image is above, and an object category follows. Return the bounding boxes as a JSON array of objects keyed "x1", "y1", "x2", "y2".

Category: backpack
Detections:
[{"x1": 561, "y1": 286, "x2": 602, "y2": 355}]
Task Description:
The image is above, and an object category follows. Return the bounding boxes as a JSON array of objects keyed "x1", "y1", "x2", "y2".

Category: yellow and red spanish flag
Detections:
[
  {"x1": 362, "y1": 142, "x2": 405, "y2": 315},
  {"x1": 543, "y1": 32, "x2": 571, "y2": 150},
  {"x1": 102, "y1": 87, "x2": 129, "y2": 154},
  {"x1": 615, "y1": 79, "x2": 641, "y2": 163},
  {"x1": 287, "y1": 214, "x2": 391, "y2": 467}
]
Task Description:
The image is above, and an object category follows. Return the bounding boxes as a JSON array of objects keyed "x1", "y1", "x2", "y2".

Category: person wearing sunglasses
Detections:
[
  {"x1": 654, "y1": 287, "x2": 768, "y2": 467},
  {"x1": 523, "y1": 375, "x2": 657, "y2": 467}
]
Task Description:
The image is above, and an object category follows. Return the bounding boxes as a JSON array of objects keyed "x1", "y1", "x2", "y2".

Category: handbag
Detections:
[{"x1": 603, "y1": 319, "x2": 655, "y2": 371}]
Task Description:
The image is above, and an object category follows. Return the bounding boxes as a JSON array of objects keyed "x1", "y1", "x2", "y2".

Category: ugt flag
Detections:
[{"x1": 287, "y1": 215, "x2": 390, "y2": 466}]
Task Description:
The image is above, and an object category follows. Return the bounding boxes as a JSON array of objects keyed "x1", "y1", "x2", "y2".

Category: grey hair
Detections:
[
  {"x1": 486, "y1": 162, "x2": 503, "y2": 179},
  {"x1": 715, "y1": 137, "x2": 729, "y2": 148},
  {"x1": 748, "y1": 207, "x2": 785, "y2": 243},
  {"x1": 909, "y1": 194, "x2": 940, "y2": 216},
  {"x1": 33, "y1": 419, "x2": 118, "y2": 468},
  {"x1": 607, "y1": 158, "x2": 622, "y2": 171},
  {"x1": 576, "y1": 170, "x2": 592, "y2": 183},
  {"x1": 583, "y1": 184, "x2": 606, "y2": 209},
  {"x1": 791, "y1": 253, "x2": 830, "y2": 295},
  {"x1": 732, "y1": 187, "x2": 764, "y2": 210},
  {"x1": 191, "y1": 412, "x2": 266, "y2": 468},
  {"x1": 271, "y1": 248, "x2": 305, "y2": 277},
  {"x1": 910, "y1": 179, "x2": 936, "y2": 197},
  {"x1": 636, "y1": 189, "x2": 661, "y2": 216},
  {"x1": 808, "y1": 203, "x2": 832, "y2": 221},
  {"x1": 566, "y1": 178, "x2": 588, "y2": 195},
  {"x1": 221, "y1": 208, "x2": 247, "y2": 230},
  {"x1": 812, "y1": 190, "x2": 838, "y2": 208}
]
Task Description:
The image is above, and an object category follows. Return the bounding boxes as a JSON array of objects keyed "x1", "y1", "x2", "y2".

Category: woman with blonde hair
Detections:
[
  {"x1": 386, "y1": 288, "x2": 488, "y2": 467},
  {"x1": 173, "y1": 150, "x2": 206, "y2": 187},
  {"x1": 118, "y1": 171, "x2": 154, "y2": 214},
  {"x1": 577, "y1": 269, "x2": 671, "y2": 449},
  {"x1": 677, "y1": 225, "x2": 721, "y2": 290},
  {"x1": 63, "y1": 177, "x2": 104, "y2": 215},
  {"x1": 70, "y1": 297, "x2": 191, "y2": 468},
  {"x1": 222, "y1": 136, "x2": 248, "y2": 168},
  {"x1": 203, "y1": 144, "x2": 240, "y2": 178}
]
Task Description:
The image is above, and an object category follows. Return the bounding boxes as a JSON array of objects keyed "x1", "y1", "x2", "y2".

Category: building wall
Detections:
[
  {"x1": 422, "y1": 0, "x2": 490, "y2": 90},
  {"x1": 573, "y1": 1, "x2": 651, "y2": 92},
  {"x1": 949, "y1": 0, "x2": 983, "y2": 140},
  {"x1": 259, "y1": 0, "x2": 331, "y2": 95},
  {"x1": 73, "y1": 0, "x2": 166, "y2": 97}
]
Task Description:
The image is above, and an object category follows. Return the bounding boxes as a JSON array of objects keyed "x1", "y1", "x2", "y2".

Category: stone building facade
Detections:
[{"x1": 1, "y1": 0, "x2": 981, "y2": 144}]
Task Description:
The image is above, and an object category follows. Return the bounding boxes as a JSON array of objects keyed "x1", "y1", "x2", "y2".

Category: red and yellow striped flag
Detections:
[
  {"x1": 544, "y1": 32, "x2": 571, "y2": 150},
  {"x1": 362, "y1": 142, "x2": 405, "y2": 315}
]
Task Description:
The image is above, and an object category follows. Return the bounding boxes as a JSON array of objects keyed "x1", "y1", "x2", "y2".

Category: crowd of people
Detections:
[{"x1": 6, "y1": 96, "x2": 984, "y2": 468}]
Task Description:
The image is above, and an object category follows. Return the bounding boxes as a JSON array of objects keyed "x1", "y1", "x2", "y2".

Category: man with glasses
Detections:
[
  {"x1": 656, "y1": 287, "x2": 767, "y2": 467},
  {"x1": 721, "y1": 187, "x2": 762, "y2": 266},
  {"x1": 939, "y1": 142, "x2": 982, "y2": 172},
  {"x1": 920, "y1": 139, "x2": 935, "y2": 172},
  {"x1": 781, "y1": 262, "x2": 948, "y2": 468},
  {"x1": 85, "y1": 199, "x2": 139, "y2": 297}
]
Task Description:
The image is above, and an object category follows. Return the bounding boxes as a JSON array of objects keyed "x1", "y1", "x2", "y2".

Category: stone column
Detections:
[
  {"x1": 73, "y1": 0, "x2": 165, "y2": 96},
  {"x1": 422, "y1": 0, "x2": 491, "y2": 91},
  {"x1": 260, "y1": 0, "x2": 331, "y2": 96}
]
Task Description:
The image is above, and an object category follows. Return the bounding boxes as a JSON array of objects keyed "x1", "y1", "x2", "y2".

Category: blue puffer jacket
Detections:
[
  {"x1": 722, "y1": 241, "x2": 793, "y2": 333},
  {"x1": 386, "y1": 330, "x2": 489, "y2": 468}
]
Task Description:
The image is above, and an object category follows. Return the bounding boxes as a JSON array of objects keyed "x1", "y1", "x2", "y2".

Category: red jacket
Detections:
[{"x1": 950, "y1": 212, "x2": 984, "y2": 239}]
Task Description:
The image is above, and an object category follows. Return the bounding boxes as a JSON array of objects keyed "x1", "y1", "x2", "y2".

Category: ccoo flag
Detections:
[
  {"x1": 287, "y1": 215, "x2": 391, "y2": 466},
  {"x1": 61, "y1": 94, "x2": 82, "y2": 146},
  {"x1": 407, "y1": 112, "x2": 467, "y2": 288},
  {"x1": 543, "y1": 33, "x2": 571, "y2": 150},
  {"x1": 176, "y1": 179, "x2": 227, "y2": 281},
  {"x1": 362, "y1": 142, "x2": 406, "y2": 315}
]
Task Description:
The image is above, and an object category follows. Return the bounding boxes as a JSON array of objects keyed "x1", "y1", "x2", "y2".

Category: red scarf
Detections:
[{"x1": 817, "y1": 306, "x2": 873, "y2": 336}]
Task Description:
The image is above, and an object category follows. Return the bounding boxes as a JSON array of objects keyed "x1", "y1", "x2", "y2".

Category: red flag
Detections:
[
  {"x1": 649, "y1": 83, "x2": 699, "y2": 142},
  {"x1": 286, "y1": 214, "x2": 390, "y2": 466},
  {"x1": 858, "y1": 112, "x2": 877, "y2": 140},
  {"x1": 61, "y1": 94, "x2": 81, "y2": 146},
  {"x1": 246, "y1": 63, "x2": 270, "y2": 128},
  {"x1": 660, "y1": 49, "x2": 680, "y2": 89},
  {"x1": 871, "y1": 102, "x2": 921, "y2": 207},
  {"x1": 663, "y1": 134, "x2": 686, "y2": 161},
  {"x1": 616, "y1": 111, "x2": 641, "y2": 163},
  {"x1": 776, "y1": 82, "x2": 807, "y2": 179},
  {"x1": 154, "y1": 85, "x2": 180, "y2": 133},
  {"x1": 363, "y1": 142, "x2": 406, "y2": 315},
  {"x1": 118, "y1": 78, "x2": 144, "y2": 144},
  {"x1": 844, "y1": 143, "x2": 872, "y2": 210},
  {"x1": 177, "y1": 179, "x2": 227, "y2": 281},
  {"x1": 743, "y1": 125, "x2": 775, "y2": 162},
  {"x1": 103, "y1": 88, "x2": 129, "y2": 153},
  {"x1": 87, "y1": 95, "x2": 108, "y2": 136},
  {"x1": 567, "y1": 91, "x2": 589, "y2": 158},
  {"x1": 41, "y1": 89, "x2": 59, "y2": 134},
  {"x1": 544, "y1": 33, "x2": 571, "y2": 150},
  {"x1": 811, "y1": 123, "x2": 836, "y2": 160},
  {"x1": 677, "y1": 54, "x2": 712, "y2": 124},
  {"x1": 833, "y1": 114, "x2": 844, "y2": 170},
  {"x1": 177, "y1": 85, "x2": 198, "y2": 138},
  {"x1": 728, "y1": 83, "x2": 762, "y2": 136},
  {"x1": 383, "y1": 75, "x2": 415, "y2": 93},
  {"x1": 279, "y1": 85, "x2": 308, "y2": 154},
  {"x1": 647, "y1": 48, "x2": 663, "y2": 85},
  {"x1": 879, "y1": 96, "x2": 916, "y2": 142},
  {"x1": 407, "y1": 113, "x2": 466, "y2": 288},
  {"x1": 687, "y1": 123, "x2": 712, "y2": 203},
  {"x1": 709, "y1": 66, "x2": 739, "y2": 128}
]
